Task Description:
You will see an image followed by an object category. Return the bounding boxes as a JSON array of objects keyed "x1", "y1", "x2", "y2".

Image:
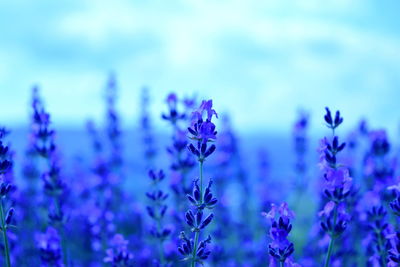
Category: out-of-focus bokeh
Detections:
[{"x1": 1, "y1": 0, "x2": 400, "y2": 133}]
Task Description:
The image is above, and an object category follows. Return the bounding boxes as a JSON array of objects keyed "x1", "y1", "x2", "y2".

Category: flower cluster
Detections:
[
  {"x1": 178, "y1": 100, "x2": 218, "y2": 267},
  {"x1": 105, "y1": 74, "x2": 123, "y2": 172},
  {"x1": 187, "y1": 100, "x2": 218, "y2": 160},
  {"x1": 388, "y1": 232, "x2": 400, "y2": 266},
  {"x1": 0, "y1": 129, "x2": 15, "y2": 267},
  {"x1": 163, "y1": 94, "x2": 196, "y2": 205},
  {"x1": 104, "y1": 234, "x2": 134, "y2": 266},
  {"x1": 319, "y1": 107, "x2": 352, "y2": 267},
  {"x1": 293, "y1": 111, "x2": 309, "y2": 181},
  {"x1": 162, "y1": 93, "x2": 186, "y2": 126},
  {"x1": 262, "y1": 202, "x2": 297, "y2": 266},
  {"x1": 36, "y1": 227, "x2": 63, "y2": 267},
  {"x1": 366, "y1": 206, "x2": 390, "y2": 266},
  {"x1": 140, "y1": 87, "x2": 157, "y2": 169},
  {"x1": 146, "y1": 169, "x2": 171, "y2": 265},
  {"x1": 364, "y1": 130, "x2": 394, "y2": 190},
  {"x1": 31, "y1": 88, "x2": 68, "y2": 265}
]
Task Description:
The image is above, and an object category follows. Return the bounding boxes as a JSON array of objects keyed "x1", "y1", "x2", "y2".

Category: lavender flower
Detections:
[
  {"x1": 364, "y1": 130, "x2": 394, "y2": 191},
  {"x1": 104, "y1": 234, "x2": 134, "y2": 266},
  {"x1": 31, "y1": 96, "x2": 68, "y2": 266},
  {"x1": 187, "y1": 100, "x2": 218, "y2": 160},
  {"x1": 146, "y1": 169, "x2": 171, "y2": 265},
  {"x1": 140, "y1": 87, "x2": 157, "y2": 169},
  {"x1": 178, "y1": 100, "x2": 218, "y2": 267},
  {"x1": 388, "y1": 232, "x2": 400, "y2": 266},
  {"x1": 162, "y1": 93, "x2": 186, "y2": 126},
  {"x1": 105, "y1": 73, "x2": 123, "y2": 172},
  {"x1": 262, "y1": 203, "x2": 298, "y2": 267},
  {"x1": 319, "y1": 107, "x2": 352, "y2": 267},
  {"x1": 366, "y1": 206, "x2": 390, "y2": 266},
  {"x1": 163, "y1": 94, "x2": 196, "y2": 247},
  {"x1": 0, "y1": 128, "x2": 15, "y2": 267},
  {"x1": 293, "y1": 111, "x2": 309, "y2": 189},
  {"x1": 36, "y1": 227, "x2": 63, "y2": 267},
  {"x1": 163, "y1": 93, "x2": 196, "y2": 195}
]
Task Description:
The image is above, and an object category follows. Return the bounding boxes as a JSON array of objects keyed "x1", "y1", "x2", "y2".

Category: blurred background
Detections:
[{"x1": 1, "y1": 0, "x2": 400, "y2": 134}]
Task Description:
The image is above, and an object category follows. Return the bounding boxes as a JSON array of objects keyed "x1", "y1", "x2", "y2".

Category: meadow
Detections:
[{"x1": 1, "y1": 76, "x2": 400, "y2": 267}]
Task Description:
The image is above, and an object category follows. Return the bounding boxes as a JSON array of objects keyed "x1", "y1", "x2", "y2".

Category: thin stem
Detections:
[
  {"x1": 324, "y1": 204, "x2": 338, "y2": 267},
  {"x1": 191, "y1": 231, "x2": 200, "y2": 267},
  {"x1": 0, "y1": 198, "x2": 11, "y2": 267},
  {"x1": 199, "y1": 161, "x2": 204, "y2": 203},
  {"x1": 280, "y1": 260, "x2": 285, "y2": 267},
  {"x1": 190, "y1": 160, "x2": 204, "y2": 267},
  {"x1": 324, "y1": 238, "x2": 335, "y2": 267}
]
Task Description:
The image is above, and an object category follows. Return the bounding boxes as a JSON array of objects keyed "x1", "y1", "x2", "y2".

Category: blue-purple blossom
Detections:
[
  {"x1": 262, "y1": 202, "x2": 297, "y2": 266},
  {"x1": 146, "y1": 169, "x2": 171, "y2": 265},
  {"x1": 36, "y1": 227, "x2": 63, "y2": 267},
  {"x1": 187, "y1": 100, "x2": 218, "y2": 160},
  {"x1": 104, "y1": 234, "x2": 134, "y2": 266},
  {"x1": 178, "y1": 99, "x2": 218, "y2": 267},
  {"x1": 319, "y1": 107, "x2": 352, "y2": 267},
  {"x1": 0, "y1": 128, "x2": 15, "y2": 267},
  {"x1": 365, "y1": 206, "x2": 390, "y2": 266},
  {"x1": 162, "y1": 93, "x2": 186, "y2": 125}
]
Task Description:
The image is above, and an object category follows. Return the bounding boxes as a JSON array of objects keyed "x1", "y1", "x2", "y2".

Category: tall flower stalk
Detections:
[
  {"x1": 178, "y1": 100, "x2": 218, "y2": 267},
  {"x1": 366, "y1": 206, "x2": 390, "y2": 266},
  {"x1": 262, "y1": 202, "x2": 297, "y2": 267},
  {"x1": 319, "y1": 107, "x2": 352, "y2": 267},
  {"x1": 293, "y1": 111, "x2": 309, "y2": 191},
  {"x1": 103, "y1": 234, "x2": 134, "y2": 266},
  {"x1": 162, "y1": 93, "x2": 195, "y2": 198},
  {"x1": 105, "y1": 73, "x2": 123, "y2": 175},
  {"x1": 146, "y1": 169, "x2": 171, "y2": 265},
  {"x1": 0, "y1": 128, "x2": 15, "y2": 267},
  {"x1": 32, "y1": 92, "x2": 68, "y2": 266},
  {"x1": 140, "y1": 87, "x2": 157, "y2": 170}
]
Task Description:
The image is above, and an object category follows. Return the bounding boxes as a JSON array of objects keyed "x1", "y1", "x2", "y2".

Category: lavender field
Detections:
[
  {"x1": 2, "y1": 1, "x2": 400, "y2": 267},
  {"x1": 1, "y1": 82, "x2": 400, "y2": 267}
]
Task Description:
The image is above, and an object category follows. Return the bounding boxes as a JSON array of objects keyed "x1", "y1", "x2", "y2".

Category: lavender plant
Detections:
[
  {"x1": 146, "y1": 169, "x2": 171, "y2": 265},
  {"x1": 292, "y1": 110, "x2": 309, "y2": 190},
  {"x1": 178, "y1": 100, "x2": 218, "y2": 267},
  {"x1": 36, "y1": 227, "x2": 63, "y2": 266},
  {"x1": 105, "y1": 73, "x2": 123, "y2": 175},
  {"x1": 163, "y1": 93, "x2": 195, "y2": 197},
  {"x1": 262, "y1": 202, "x2": 298, "y2": 267},
  {"x1": 31, "y1": 95, "x2": 68, "y2": 266},
  {"x1": 104, "y1": 234, "x2": 134, "y2": 266},
  {"x1": 140, "y1": 87, "x2": 157, "y2": 169},
  {"x1": 0, "y1": 128, "x2": 15, "y2": 267},
  {"x1": 319, "y1": 107, "x2": 352, "y2": 267},
  {"x1": 366, "y1": 206, "x2": 390, "y2": 266}
]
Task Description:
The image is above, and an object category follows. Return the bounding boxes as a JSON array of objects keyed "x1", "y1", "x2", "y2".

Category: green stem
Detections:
[
  {"x1": 280, "y1": 260, "x2": 285, "y2": 267},
  {"x1": 324, "y1": 204, "x2": 338, "y2": 267},
  {"x1": 190, "y1": 160, "x2": 204, "y2": 267},
  {"x1": 191, "y1": 231, "x2": 200, "y2": 267},
  {"x1": 0, "y1": 198, "x2": 11, "y2": 267},
  {"x1": 324, "y1": 237, "x2": 335, "y2": 267},
  {"x1": 199, "y1": 161, "x2": 204, "y2": 203}
]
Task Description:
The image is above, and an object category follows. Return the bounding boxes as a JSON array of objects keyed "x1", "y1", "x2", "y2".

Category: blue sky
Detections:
[{"x1": 1, "y1": 0, "x2": 400, "y2": 134}]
